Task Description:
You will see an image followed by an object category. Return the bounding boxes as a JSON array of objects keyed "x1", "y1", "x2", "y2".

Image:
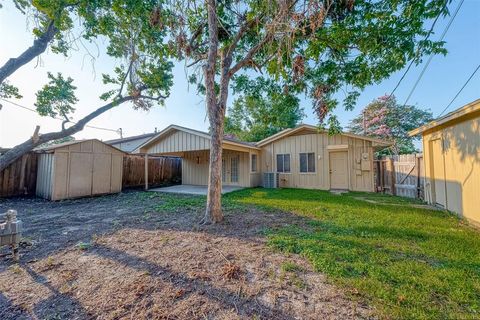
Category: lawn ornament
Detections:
[{"x1": 0, "y1": 210, "x2": 22, "y2": 262}]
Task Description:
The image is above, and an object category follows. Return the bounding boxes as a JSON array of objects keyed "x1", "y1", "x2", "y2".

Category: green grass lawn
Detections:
[{"x1": 224, "y1": 188, "x2": 480, "y2": 320}]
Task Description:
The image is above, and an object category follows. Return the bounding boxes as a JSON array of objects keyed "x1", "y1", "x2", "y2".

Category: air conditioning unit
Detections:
[{"x1": 263, "y1": 172, "x2": 279, "y2": 188}]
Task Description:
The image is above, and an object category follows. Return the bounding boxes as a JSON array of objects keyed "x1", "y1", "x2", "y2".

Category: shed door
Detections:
[
  {"x1": 92, "y1": 153, "x2": 112, "y2": 194},
  {"x1": 329, "y1": 151, "x2": 348, "y2": 190},
  {"x1": 430, "y1": 139, "x2": 446, "y2": 208},
  {"x1": 68, "y1": 152, "x2": 93, "y2": 198}
]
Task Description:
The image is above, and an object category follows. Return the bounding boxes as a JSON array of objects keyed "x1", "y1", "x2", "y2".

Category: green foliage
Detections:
[
  {"x1": 227, "y1": 188, "x2": 480, "y2": 319},
  {"x1": 35, "y1": 72, "x2": 77, "y2": 119},
  {"x1": 80, "y1": 0, "x2": 174, "y2": 107},
  {"x1": 9, "y1": 0, "x2": 174, "y2": 110},
  {"x1": 165, "y1": 0, "x2": 450, "y2": 129},
  {"x1": 0, "y1": 82, "x2": 22, "y2": 99},
  {"x1": 347, "y1": 95, "x2": 433, "y2": 155},
  {"x1": 225, "y1": 76, "x2": 304, "y2": 142}
]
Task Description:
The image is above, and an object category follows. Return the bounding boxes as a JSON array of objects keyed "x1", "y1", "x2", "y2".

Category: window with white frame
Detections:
[
  {"x1": 276, "y1": 154, "x2": 291, "y2": 173},
  {"x1": 251, "y1": 154, "x2": 257, "y2": 172},
  {"x1": 299, "y1": 152, "x2": 315, "y2": 173}
]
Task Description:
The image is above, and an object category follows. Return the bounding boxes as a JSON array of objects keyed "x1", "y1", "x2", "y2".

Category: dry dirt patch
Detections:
[
  {"x1": 0, "y1": 191, "x2": 373, "y2": 319},
  {"x1": 1, "y1": 228, "x2": 372, "y2": 319}
]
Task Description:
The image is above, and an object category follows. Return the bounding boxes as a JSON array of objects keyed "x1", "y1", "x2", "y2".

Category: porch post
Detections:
[{"x1": 144, "y1": 153, "x2": 149, "y2": 190}]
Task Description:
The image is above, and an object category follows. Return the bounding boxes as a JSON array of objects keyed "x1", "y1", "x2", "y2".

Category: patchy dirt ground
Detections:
[{"x1": 0, "y1": 191, "x2": 373, "y2": 319}]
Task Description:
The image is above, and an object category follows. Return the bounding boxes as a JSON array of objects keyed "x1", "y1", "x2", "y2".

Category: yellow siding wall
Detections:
[
  {"x1": 260, "y1": 133, "x2": 374, "y2": 191},
  {"x1": 422, "y1": 115, "x2": 480, "y2": 224}
]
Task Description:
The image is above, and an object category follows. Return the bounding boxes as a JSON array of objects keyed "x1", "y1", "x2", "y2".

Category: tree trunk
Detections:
[
  {"x1": 205, "y1": 108, "x2": 225, "y2": 223},
  {"x1": 0, "y1": 96, "x2": 133, "y2": 171},
  {"x1": 203, "y1": 0, "x2": 223, "y2": 223},
  {"x1": 0, "y1": 22, "x2": 57, "y2": 85}
]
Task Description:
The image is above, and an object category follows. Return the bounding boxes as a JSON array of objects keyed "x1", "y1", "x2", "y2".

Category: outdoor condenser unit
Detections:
[{"x1": 263, "y1": 172, "x2": 279, "y2": 188}]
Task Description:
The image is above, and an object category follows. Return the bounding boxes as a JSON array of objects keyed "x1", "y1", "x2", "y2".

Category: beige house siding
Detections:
[
  {"x1": 144, "y1": 130, "x2": 210, "y2": 154},
  {"x1": 261, "y1": 133, "x2": 374, "y2": 191},
  {"x1": 182, "y1": 149, "x2": 253, "y2": 187},
  {"x1": 422, "y1": 114, "x2": 480, "y2": 225},
  {"x1": 138, "y1": 124, "x2": 385, "y2": 191}
]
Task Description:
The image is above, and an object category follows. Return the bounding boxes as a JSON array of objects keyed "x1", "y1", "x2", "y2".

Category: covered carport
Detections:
[{"x1": 133, "y1": 124, "x2": 262, "y2": 190}]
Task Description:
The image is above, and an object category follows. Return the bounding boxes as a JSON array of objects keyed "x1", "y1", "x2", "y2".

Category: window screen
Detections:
[
  {"x1": 300, "y1": 153, "x2": 315, "y2": 172},
  {"x1": 251, "y1": 154, "x2": 257, "y2": 172},
  {"x1": 276, "y1": 154, "x2": 291, "y2": 173}
]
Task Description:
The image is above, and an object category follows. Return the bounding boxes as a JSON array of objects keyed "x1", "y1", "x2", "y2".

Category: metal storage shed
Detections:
[{"x1": 35, "y1": 139, "x2": 125, "y2": 200}]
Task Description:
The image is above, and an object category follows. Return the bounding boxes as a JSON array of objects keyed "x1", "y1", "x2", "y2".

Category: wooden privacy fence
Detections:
[
  {"x1": 122, "y1": 155, "x2": 181, "y2": 189},
  {"x1": 0, "y1": 153, "x2": 38, "y2": 197},
  {"x1": 374, "y1": 154, "x2": 424, "y2": 199}
]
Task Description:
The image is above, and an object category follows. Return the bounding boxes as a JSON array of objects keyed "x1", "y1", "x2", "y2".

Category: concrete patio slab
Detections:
[{"x1": 148, "y1": 184, "x2": 243, "y2": 195}]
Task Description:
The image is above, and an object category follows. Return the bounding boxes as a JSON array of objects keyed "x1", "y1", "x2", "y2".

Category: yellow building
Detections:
[{"x1": 409, "y1": 99, "x2": 480, "y2": 226}]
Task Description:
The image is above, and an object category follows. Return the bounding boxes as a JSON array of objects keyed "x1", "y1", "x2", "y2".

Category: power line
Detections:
[
  {"x1": 389, "y1": 0, "x2": 450, "y2": 97},
  {"x1": 0, "y1": 97, "x2": 121, "y2": 134},
  {"x1": 438, "y1": 63, "x2": 480, "y2": 117},
  {"x1": 402, "y1": 0, "x2": 465, "y2": 106}
]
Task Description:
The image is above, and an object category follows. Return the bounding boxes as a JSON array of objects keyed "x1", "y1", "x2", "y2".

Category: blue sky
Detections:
[{"x1": 1, "y1": 0, "x2": 479, "y2": 148}]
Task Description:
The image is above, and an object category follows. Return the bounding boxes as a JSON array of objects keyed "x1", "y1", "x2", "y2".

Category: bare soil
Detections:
[{"x1": 0, "y1": 191, "x2": 373, "y2": 319}]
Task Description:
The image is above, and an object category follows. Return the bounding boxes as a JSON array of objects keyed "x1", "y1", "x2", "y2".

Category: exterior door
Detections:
[
  {"x1": 68, "y1": 152, "x2": 93, "y2": 198},
  {"x1": 230, "y1": 155, "x2": 240, "y2": 184},
  {"x1": 430, "y1": 139, "x2": 446, "y2": 207},
  {"x1": 222, "y1": 154, "x2": 240, "y2": 185},
  {"x1": 222, "y1": 157, "x2": 227, "y2": 183},
  {"x1": 329, "y1": 151, "x2": 348, "y2": 190},
  {"x1": 92, "y1": 153, "x2": 112, "y2": 194}
]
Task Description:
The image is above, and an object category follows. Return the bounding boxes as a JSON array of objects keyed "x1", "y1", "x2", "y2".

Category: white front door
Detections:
[
  {"x1": 329, "y1": 151, "x2": 349, "y2": 190},
  {"x1": 222, "y1": 154, "x2": 240, "y2": 185}
]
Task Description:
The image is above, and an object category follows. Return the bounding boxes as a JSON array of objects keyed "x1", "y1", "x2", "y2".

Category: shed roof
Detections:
[
  {"x1": 256, "y1": 124, "x2": 392, "y2": 147},
  {"x1": 409, "y1": 98, "x2": 480, "y2": 136},
  {"x1": 135, "y1": 124, "x2": 261, "y2": 152},
  {"x1": 35, "y1": 139, "x2": 126, "y2": 154},
  {"x1": 104, "y1": 132, "x2": 156, "y2": 145}
]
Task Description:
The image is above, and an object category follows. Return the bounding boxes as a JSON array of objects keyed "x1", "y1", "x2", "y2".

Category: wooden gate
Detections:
[{"x1": 374, "y1": 154, "x2": 424, "y2": 199}]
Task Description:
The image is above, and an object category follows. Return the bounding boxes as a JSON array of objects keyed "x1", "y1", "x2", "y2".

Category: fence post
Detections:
[
  {"x1": 416, "y1": 154, "x2": 421, "y2": 199},
  {"x1": 144, "y1": 154, "x2": 149, "y2": 191},
  {"x1": 390, "y1": 157, "x2": 396, "y2": 196}
]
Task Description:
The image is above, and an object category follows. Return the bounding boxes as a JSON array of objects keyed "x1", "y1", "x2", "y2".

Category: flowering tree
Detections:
[{"x1": 347, "y1": 95, "x2": 433, "y2": 155}]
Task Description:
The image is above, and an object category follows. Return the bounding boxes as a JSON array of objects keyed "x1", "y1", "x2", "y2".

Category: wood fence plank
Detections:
[
  {"x1": 122, "y1": 155, "x2": 181, "y2": 189},
  {"x1": 374, "y1": 153, "x2": 424, "y2": 199}
]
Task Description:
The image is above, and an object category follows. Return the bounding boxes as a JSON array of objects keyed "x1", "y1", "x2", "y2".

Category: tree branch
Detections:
[
  {"x1": 228, "y1": 32, "x2": 273, "y2": 78},
  {"x1": 0, "y1": 21, "x2": 58, "y2": 84},
  {"x1": 0, "y1": 95, "x2": 134, "y2": 171}
]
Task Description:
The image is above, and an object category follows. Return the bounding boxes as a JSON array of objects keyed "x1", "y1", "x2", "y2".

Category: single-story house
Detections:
[
  {"x1": 409, "y1": 98, "x2": 480, "y2": 226},
  {"x1": 105, "y1": 132, "x2": 157, "y2": 152},
  {"x1": 134, "y1": 124, "x2": 390, "y2": 192}
]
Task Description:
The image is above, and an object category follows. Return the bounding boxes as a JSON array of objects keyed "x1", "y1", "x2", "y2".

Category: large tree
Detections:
[
  {"x1": 0, "y1": 0, "x2": 173, "y2": 171},
  {"x1": 161, "y1": 0, "x2": 450, "y2": 223},
  {"x1": 224, "y1": 76, "x2": 304, "y2": 142},
  {"x1": 347, "y1": 95, "x2": 433, "y2": 155}
]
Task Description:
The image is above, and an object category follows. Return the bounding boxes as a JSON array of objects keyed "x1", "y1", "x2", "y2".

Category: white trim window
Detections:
[
  {"x1": 251, "y1": 154, "x2": 257, "y2": 172},
  {"x1": 276, "y1": 154, "x2": 291, "y2": 173},
  {"x1": 299, "y1": 152, "x2": 315, "y2": 173}
]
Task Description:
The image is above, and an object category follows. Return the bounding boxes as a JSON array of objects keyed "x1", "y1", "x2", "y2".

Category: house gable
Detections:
[{"x1": 135, "y1": 124, "x2": 260, "y2": 155}]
